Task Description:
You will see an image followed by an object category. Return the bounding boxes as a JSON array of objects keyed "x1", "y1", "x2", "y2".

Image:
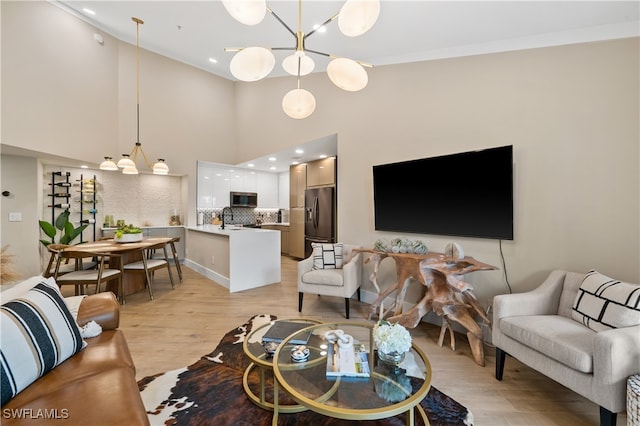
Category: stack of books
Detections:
[{"x1": 326, "y1": 342, "x2": 370, "y2": 379}]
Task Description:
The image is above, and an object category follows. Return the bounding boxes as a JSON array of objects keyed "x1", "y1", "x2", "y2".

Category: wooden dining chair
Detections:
[
  {"x1": 123, "y1": 242, "x2": 174, "y2": 300},
  {"x1": 54, "y1": 250, "x2": 124, "y2": 303},
  {"x1": 148, "y1": 237, "x2": 183, "y2": 283},
  {"x1": 43, "y1": 244, "x2": 97, "y2": 278}
]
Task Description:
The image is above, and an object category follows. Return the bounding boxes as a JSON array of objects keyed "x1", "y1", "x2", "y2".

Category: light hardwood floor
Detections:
[{"x1": 80, "y1": 257, "x2": 627, "y2": 425}]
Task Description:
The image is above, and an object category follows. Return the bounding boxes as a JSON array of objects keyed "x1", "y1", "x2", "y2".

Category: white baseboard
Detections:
[{"x1": 182, "y1": 259, "x2": 229, "y2": 290}]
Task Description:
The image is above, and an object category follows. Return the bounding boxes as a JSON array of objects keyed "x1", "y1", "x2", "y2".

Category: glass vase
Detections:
[{"x1": 378, "y1": 350, "x2": 405, "y2": 366}]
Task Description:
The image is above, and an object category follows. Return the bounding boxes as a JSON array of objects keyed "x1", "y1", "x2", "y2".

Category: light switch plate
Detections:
[{"x1": 8, "y1": 212, "x2": 22, "y2": 222}]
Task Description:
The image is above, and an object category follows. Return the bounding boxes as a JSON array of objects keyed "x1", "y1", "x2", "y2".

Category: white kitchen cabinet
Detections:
[
  {"x1": 198, "y1": 162, "x2": 280, "y2": 209},
  {"x1": 257, "y1": 171, "x2": 278, "y2": 207}
]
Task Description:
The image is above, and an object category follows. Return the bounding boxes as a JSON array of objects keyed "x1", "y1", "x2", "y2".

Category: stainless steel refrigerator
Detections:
[{"x1": 304, "y1": 187, "x2": 335, "y2": 258}]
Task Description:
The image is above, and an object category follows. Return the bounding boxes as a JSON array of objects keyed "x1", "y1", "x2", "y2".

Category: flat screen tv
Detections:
[{"x1": 373, "y1": 145, "x2": 513, "y2": 240}]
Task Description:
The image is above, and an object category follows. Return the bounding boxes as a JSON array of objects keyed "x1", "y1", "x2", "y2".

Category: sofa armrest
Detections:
[
  {"x1": 493, "y1": 270, "x2": 566, "y2": 322},
  {"x1": 594, "y1": 324, "x2": 640, "y2": 385},
  {"x1": 76, "y1": 292, "x2": 120, "y2": 330}
]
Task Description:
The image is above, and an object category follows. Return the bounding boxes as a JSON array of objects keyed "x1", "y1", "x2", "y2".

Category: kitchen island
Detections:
[{"x1": 185, "y1": 225, "x2": 281, "y2": 292}]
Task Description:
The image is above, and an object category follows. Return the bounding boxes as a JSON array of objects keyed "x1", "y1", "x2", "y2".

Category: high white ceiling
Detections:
[
  {"x1": 56, "y1": 1, "x2": 639, "y2": 82},
  {"x1": 40, "y1": 1, "x2": 640, "y2": 172}
]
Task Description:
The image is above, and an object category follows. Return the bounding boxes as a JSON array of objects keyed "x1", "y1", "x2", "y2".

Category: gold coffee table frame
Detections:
[
  {"x1": 242, "y1": 318, "x2": 322, "y2": 412},
  {"x1": 272, "y1": 322, "x2": 432, "y2": 426}
]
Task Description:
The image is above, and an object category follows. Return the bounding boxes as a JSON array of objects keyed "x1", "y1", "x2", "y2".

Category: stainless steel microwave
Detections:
[{"x1": 230, "y1": 191, "x2": 258, "y2": 208}]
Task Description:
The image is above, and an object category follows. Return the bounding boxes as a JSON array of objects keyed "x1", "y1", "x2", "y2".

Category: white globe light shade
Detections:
[
  {"x1": 222, "y1": 0, "x2": 266, "y2": 26},
  {"x1": 338, "y1": 0, "x2": 380, "y2": 37},
  {"x1": 122, "y1": 166, "x2": 139, "y2": 175},
  {"x1": 230, "y1": 47, "x2": 275, "y2": 82},
  {"x1": 282, "y1": 89, "x2": 316, "y2": 119},
  {"x1": 117, "y1": 155, "x2": 135, "y2": 169},
  {"x1": 282, "y1": 54, "x2": 315, "y2": 76},
  {"x1": 327, "y1": 58, "x2": 368, "y2": 91}
]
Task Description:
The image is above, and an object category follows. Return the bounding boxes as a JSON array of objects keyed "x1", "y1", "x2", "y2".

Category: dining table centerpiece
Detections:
[
  {"x1": 114, "y1": 224, "x2": 143, "y2": 243},
  {"x1": 373, "y1": 319, "x2": 412, "y2": 365}
]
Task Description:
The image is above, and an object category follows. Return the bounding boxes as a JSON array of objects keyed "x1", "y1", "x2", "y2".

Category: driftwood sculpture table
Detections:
[{"x1": 355, "y1": 249, "x2": 496, "y2": 366}]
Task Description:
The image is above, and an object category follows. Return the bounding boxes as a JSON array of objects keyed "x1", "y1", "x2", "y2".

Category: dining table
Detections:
[{"x1": 63, "y1": 237, "x2": 174, "y2": 297}]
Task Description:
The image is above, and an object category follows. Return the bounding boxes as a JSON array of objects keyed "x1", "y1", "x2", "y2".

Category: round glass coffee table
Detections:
[
  {"x1": 272, "y1": 322, "x2": 432, "y2": 425},
  {"x1": 243, "y1": 318, "x2": 322, "y2": 412}
]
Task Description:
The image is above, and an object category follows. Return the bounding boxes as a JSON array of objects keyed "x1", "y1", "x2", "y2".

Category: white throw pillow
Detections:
[
  {"x1": 1, "y1": 279, "x2": 86, "y2": 405},
  {"x1": 571, "y1": 270, "x2": 640, "y2": 332},
  {"x1": 311, "y1": 243, "x2": 344, "y2": 270}
]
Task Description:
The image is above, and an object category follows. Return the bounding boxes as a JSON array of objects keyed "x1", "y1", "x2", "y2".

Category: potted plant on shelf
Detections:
[
  {"x1": 114, "y1": 224, "x2": 143, "y2": 243},
  {"x1": 39, "y1": 211, "x2": 88, "y2": 247}
]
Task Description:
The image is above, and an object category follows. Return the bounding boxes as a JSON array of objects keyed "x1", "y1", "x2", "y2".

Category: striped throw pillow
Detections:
[
  {"x1": 571, "y1": 270, "x2": 640, "y2": 332},
  {"x1": 1, "y1": 280, "x2": 85, "y2": 405},
  {"x1": 311, "y1": 243, "x2": 344, "y2": 270}
]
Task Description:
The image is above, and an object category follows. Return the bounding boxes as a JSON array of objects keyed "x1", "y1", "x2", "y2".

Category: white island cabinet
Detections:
[{"x1": 185, "y1": 225, "x2": 280, "y2": 292}]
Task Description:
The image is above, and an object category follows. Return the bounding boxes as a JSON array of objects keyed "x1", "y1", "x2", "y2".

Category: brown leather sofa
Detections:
[{"x1": 2, "y1": 292, "x2": 149, "y2": 425}]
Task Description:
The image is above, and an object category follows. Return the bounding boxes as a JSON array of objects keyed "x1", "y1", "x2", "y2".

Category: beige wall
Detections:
[
  {"x1": 1, "y1": 156, "x2": 42, "y2": 279},
  {"x1": 234, "y1": 38, "x2": 640, "y2": 303},
  {"x1": 1, "y1": 2, "x2": 638, "y2": 301}
]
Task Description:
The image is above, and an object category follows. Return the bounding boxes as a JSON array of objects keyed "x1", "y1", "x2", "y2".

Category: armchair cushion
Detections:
[
  {"x1": 571, "y1": 270, "x2": 640, "y2": 332},
  {"x1": 312, "y1": 242, "x2": 344, "y2": 270},
  {"x1": 301, "y1": 268, "x2": 345, "y2": 287}
]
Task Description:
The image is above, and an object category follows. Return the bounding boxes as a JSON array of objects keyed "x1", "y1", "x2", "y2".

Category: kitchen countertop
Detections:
[
  {"x1": 102, "y1": 225, "x2": 184, "y2": 230},
  {"x1": 260, "y1": 222, "x2": 290, "y2": 226},
  {"x1": 187, "y1": 224, "x2": 279, "y2": 236}
]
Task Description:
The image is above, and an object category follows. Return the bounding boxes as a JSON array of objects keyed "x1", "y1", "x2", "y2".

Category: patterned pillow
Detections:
[
  {"x1": 1, "y1": 280, "x2": 86, "y2": 405},
  {"x1": 571, "y1": 270, "x2": 640, "y2": 332},
  {"x1": 311, "y1": 243, "x2": 344, "y2": 270}
]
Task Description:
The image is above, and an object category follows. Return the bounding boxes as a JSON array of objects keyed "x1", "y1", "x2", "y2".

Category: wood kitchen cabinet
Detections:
[
  {"x1": 306, "y1": 157, "x2": 336, "y2": 187},
  {"x1": 289, "y1": 163, "x2": 307, "y2": 208}
]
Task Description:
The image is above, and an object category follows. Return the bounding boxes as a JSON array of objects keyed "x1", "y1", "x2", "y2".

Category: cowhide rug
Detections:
[{"x1": 138, "y1": 314, "x2": 474, "y2": 426}]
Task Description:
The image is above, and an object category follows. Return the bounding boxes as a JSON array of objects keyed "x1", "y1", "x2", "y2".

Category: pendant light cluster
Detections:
[
  {"x1": 100, "y1": 17, "x2": 169, "y2": 175},
  {"x1": 223, "y1": 0, "x2": 380, "y2": 119}
]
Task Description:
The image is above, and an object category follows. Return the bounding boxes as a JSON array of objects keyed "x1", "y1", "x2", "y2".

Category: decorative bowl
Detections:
[{"x1": 114, "y1": 233, "x2": 143, "y2": 243}]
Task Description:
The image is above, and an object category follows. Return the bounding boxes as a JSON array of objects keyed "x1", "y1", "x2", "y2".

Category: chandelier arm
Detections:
[
  {"x1": 271, "y1": 47, "x2": 297, "y2": 51},
  {"x1": 138, "y1": 143, "x2": 153, "y2": 169},
  {"x1": 267, "y1": 7, "x2": 296, "y2": 38},
  {"x1": 304, "y1": 14, "x2": 338, "y2": 40},
  {"x1": 305, "y1": 49, "x2": 375, "y2": 68}
]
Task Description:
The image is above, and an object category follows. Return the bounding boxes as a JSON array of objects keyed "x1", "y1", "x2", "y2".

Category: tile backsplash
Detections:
[{"x1": 43, "y1": 165, "x2": 183, "y2": 241}]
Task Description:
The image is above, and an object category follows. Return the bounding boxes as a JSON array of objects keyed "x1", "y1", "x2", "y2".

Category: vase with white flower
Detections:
[{"x1": 373, "y1": 319, "x2": 412, "y2": 365}]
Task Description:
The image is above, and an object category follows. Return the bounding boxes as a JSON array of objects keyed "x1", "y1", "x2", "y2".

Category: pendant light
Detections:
[{"x1": 101, "y1": 17, "x2": 169, "y2": 175}]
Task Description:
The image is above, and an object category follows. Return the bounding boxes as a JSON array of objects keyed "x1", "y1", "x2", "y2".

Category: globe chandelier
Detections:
[
  {"x1": 223, "y1": 0, "x2": 380, "y2": 119},
  {"x1": 100, "y1": 17, "x2": 169, "y2": 175}
]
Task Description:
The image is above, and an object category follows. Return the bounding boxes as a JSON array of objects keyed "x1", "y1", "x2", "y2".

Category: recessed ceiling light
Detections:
[
  {"x1": 81, "y1": 165, "x2": 88, "y2": 169},
  {"x1": 295, "y1": 149, "x2": 304, "y2": 154},
  {"x1": 247, "y1": 163, "x2": 255, "y2": 167},
  {"x1": 209, "y1": 58, "x2": 218, "y2": 64},
  {"x1": 215, "y1": 173, "x2": 222, "y2": 177},
  {"x1": 204, "y1": 176, "x2": 209, "y2": 179},
  {"x1": 250, "y1": 171, "x2": 256, "y2": 174},
  {"x1": 319, "y1": 154, "x2": 327, "y2": 159},
  {"x1": 268, "y1": 157, "x2": 276, "y2": 161},
  {"x1": 291, "y1": 161, "x2": 299, "y2": 165},
  {"x1": 83, "y1": 8, "x2": 96, "y2": 15},
  {"x1": 269, "y1": 166, "x2": 277, "y2": 170}
]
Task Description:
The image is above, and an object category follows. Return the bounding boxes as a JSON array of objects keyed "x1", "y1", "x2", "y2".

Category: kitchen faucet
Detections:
[{"x1": 221, "y1": 206, "x2": 234, "y2": 230}]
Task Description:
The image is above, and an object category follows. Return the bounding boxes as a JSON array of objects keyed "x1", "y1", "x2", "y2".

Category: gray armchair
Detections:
[
  {"x1": 297, "y1": 244, "x2": 362, "y2": 319},
  {"x1": 493, "y1": 270, "x2": 640, "y2": 426}
]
